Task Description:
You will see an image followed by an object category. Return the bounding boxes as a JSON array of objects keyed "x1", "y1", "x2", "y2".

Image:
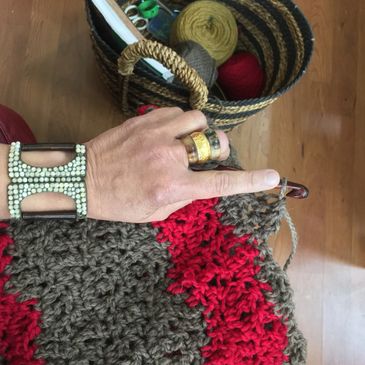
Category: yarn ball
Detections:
[
  {"x1": 218, "y1": 52, "x2": 265, "y2": 100},
  {"x1": 136, "y1": 104, "x2": 160, "y2": 115},
  {"x1": 170, "y1": 0, "x2": 238, "y2": 66},
  {"x1": 175, "y1": 41, "x2": 218, "y2": 89}
]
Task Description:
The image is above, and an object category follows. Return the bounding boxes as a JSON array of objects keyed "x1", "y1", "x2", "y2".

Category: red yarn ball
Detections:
[{"x1": 217, "y1": 52, "x2": 265, "y2": 100}]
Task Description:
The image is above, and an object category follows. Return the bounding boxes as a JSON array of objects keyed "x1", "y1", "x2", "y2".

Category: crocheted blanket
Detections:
[{"x1": 0, "y1": 191, "x2": 307, "y2": 364}]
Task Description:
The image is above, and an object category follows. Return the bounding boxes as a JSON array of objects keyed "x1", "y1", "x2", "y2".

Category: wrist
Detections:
[
  {"x1": 85, "y1": 142, "x2": 100, "y2": 220},
  {"x1": 18, "y1": 150, "x2": 75, "y2": 214},
  {"x1": 0, "y1": 144, "x2": 10, "y2": 219},
  {"x1": 21, "y1": 150, "x2": 73, "y2": 167}
]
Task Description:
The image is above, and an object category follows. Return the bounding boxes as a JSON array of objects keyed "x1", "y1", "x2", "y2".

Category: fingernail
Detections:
[{"x1": 265, "y1": 170, "x2": 280, "y2": 186}]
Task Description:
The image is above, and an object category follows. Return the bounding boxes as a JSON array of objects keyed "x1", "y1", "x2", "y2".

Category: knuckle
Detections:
[
  {"x1": 189, "y1": 109, "x2": 205, "y2": 119},
  {"x1": 170, "y1": 106, "x2": 183, "y2": 114},
  {"x1": 243, "y1": 171, "x2": 259, "y2": 191},
  {"x1": 189, "y1": 110, "x2": 206, "y2": 122},
  {"x1": 150, "y1": 184, "x2": 167, "y2": 207},
  {"x1": 121, "y1": 117, "x2": 139, "y2": 134},
  {"x1": 124, "y1": 116, "x2": 140, "y2": 126},
  {"x1": 184, "y1": 110, "x2": 207, "y2": 128},
  {"x1": 213, "y1": 172, "x2": 231, "y2": 195},
  {"x1": 248, "y1": 171, "x2": 257, "y2": 189},
  {"x1": 149, "y1": 177, "x2": 175, "y2": 207},
  {"x1": 152, "y1": 190, "x2": 165, "y2": 207}
]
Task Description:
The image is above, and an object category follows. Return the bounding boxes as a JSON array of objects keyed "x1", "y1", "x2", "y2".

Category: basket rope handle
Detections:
[{"x1": 117, "y1": 40, "x2": 209, "y2": 110}]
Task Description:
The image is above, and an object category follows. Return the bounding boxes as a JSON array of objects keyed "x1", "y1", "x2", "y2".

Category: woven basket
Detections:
[{"x1": 86, "y1": 0, "x2": 313, "y2": 131}]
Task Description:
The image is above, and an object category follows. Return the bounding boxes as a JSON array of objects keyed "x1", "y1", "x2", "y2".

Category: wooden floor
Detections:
[{"x1": 0, "y1": 1, "x2": 364, "y2": 364}]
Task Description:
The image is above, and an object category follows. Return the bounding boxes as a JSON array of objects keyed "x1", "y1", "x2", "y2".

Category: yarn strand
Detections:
[{"x1": 279, "y1": 179, "x2": 299, "y2": 271}]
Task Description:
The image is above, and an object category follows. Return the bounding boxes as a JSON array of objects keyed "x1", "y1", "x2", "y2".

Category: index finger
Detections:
[{"x1": 176, "y1": 169, "x2": 280, "y2": 201}]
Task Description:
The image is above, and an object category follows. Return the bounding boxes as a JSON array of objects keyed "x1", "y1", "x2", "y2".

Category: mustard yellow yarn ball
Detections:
[{"x1": 170, "y1": 0, "x2": 238, "y2": 66}]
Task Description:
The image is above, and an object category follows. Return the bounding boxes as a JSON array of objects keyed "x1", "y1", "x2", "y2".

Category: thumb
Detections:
[{"x1": 179, "y1": 169, "x2": 280, "y2": 201}]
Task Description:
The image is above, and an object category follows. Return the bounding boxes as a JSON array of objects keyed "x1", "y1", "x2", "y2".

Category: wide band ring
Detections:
[
  {"x1": 204, "y1": 128, "x2": 221, "y2": 160},
  {"x1": 180, "y1": 128, "x2": 221, "y2": 164}
]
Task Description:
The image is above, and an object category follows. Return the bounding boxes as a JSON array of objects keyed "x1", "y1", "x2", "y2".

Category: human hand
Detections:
[{"x1": 85, "y1": 108, "x2": 280, "y2": 222}]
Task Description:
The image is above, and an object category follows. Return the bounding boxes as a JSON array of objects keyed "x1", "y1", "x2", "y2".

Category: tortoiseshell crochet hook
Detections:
[{"x1": 214, "y1": 165, "x2": 309, "y2": 199}]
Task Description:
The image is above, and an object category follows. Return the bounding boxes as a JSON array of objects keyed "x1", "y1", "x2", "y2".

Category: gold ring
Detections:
[
  {"x1": 190, "y1": 131, "x2": 211, "y2": 162},
  {"x1": 180, "y1": 128, "x2": 221, "y2": 164},
  {"x1": 204, "y1": 128, "x2": 221, "y2": 160},
  {"x1": 180, "y1": 135, "x2": 199, "y2": 164}
]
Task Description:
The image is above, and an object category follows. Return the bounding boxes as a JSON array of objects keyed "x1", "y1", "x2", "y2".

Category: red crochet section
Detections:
[
  {"x1": 0, "y1": 222, "x2": 44, "y2": 365},
  {"x1": 153, "y1": 198, "x2": 289, "y2": 365}
]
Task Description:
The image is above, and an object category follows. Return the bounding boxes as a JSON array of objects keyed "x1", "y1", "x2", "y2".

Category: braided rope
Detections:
[{"x1": 118, "y1": 40, "x2": 209, "y2": 110}]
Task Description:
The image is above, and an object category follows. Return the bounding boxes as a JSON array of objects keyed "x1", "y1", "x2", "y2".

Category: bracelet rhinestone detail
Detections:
[{"x1": 8, "y1": 142, "x2": 87, "y2": 220}]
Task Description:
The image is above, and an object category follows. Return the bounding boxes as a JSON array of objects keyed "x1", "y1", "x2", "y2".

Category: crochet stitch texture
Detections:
[{"x1": 0, "y1": 187, "x2": 307, "y2": 364}]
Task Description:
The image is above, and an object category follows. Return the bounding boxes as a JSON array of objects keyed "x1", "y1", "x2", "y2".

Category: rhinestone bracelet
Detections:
[{"x1": 8, "y1": 142, "x2": 87, "y2": 220}]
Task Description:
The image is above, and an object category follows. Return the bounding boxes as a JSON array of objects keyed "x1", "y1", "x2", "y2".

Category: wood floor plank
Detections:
[{"x1": 351, "y1": 1, "x2": 365, "y2": 364}]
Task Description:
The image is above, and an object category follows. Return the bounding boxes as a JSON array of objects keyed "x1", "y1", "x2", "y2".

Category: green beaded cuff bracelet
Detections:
[{"x1": 8, "y1": 142, "x2": 87, "y2": 220}]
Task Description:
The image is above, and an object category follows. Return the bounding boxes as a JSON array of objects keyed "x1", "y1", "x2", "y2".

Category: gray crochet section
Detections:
[
  {"x1": 216, "y1": 193, "x2": 307, "y2": 365},
  {"x1": 4, "y1": 147, "x2": 306, "y2": 364},
  {"x1": 6, "y1": 219, "x2": 209, "y2": 365}
]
